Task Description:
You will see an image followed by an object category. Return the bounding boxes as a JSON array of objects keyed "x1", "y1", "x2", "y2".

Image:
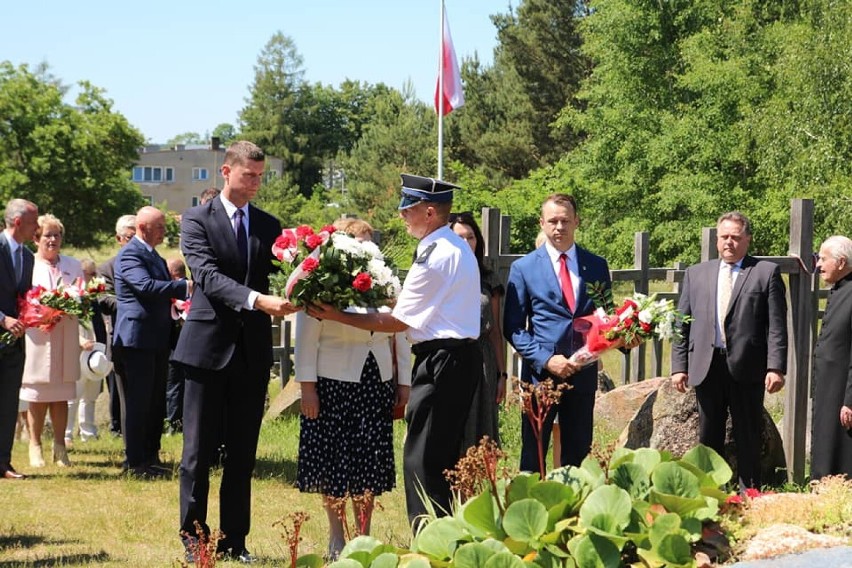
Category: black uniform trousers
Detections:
[
  {"x1": 0, "y1": 341, "x2": 24, "y2": 465},
  {"x1": 403, "y1": 338, "x2": 481, "y2": 527}
]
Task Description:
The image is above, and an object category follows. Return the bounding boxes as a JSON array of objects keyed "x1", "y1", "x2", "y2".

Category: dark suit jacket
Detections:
[
  {"x1": 97, "y1": 256, "x2": 118, "y2": 325},
  {"x1": 503, "y1": 244, "x2": 612, "y2": 394},
  {"x1": 113, "y1": 238, "x2": 187, "y2": 350},
  {"x1": 671, "y1": 255, "x2": 787, "y2": 386},
  {"x1": 172, "y1": 197, "x2": 282, "y2": 372},
  {"x1": 0, "y1": 235, "x2": 34, "y2": 323}
]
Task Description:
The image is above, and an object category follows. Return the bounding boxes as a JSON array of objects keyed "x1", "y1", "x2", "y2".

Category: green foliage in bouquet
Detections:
[{"x1": 315, "y1": 445, "x2": 733, "y2": 568}]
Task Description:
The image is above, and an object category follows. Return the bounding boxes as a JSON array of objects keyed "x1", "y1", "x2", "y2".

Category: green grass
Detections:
[{"x1": 0, "y1": 386, "x2": 534, "y2": 566}]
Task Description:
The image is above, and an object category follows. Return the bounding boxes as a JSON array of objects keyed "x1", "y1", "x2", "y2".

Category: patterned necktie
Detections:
[
  {"x1": 717, "y1": 262, "x2": 733, "y2": 346},
  {"x1": 234, "y1": 209, "x2": 248, "y2": 267},
  {"x1": 559, "y1": 253, "x2": 576, "y2": 312}
]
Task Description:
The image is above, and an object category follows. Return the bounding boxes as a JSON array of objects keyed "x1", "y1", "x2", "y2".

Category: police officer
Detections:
[{"x1": 308, "y1": 173, "x2": 481, "y2": 527}]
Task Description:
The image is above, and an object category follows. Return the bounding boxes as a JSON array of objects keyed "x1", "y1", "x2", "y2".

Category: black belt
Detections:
[
  {"x1": 412, "y1": 337, "x2": 476, "y2": 356},
  {"x1": 713, "y1": 347, "x2": 727, "y2": 357}
]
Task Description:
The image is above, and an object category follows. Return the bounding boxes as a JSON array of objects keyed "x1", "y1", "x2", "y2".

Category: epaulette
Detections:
[{"x1": 414, "y1": 242, "x2": 437, "y2": 264}]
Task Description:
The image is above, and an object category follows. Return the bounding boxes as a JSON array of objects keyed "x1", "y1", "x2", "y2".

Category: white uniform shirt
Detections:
[{"x1": 392, "y1": 225, "x2": 480, "y2": 344}]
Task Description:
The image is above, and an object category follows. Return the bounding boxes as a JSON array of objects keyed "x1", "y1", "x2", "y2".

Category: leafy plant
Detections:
[{"x1": 320, "y1": 445, "x2": 734, "y2": 568}]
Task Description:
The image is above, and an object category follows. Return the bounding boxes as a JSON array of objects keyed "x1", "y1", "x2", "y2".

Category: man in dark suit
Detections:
[
  {"x1": 114, "y1": 206, "x2": 188, "y2": 477},
  {"x1": 0, "y1": 199, "x2": 37, "y2": 480},
  {"x1": 174, "y1": 141, "x2": 296, "y2": 563},
  {"x1": 671, "y1": 211, "x2": 787, "y2": 490},
  {"x1": 97, "y1": 214, "x2": 136, "y2": 437},
  {"x1": 504, "y1": 194, "x2": 615, "y2": 472}
]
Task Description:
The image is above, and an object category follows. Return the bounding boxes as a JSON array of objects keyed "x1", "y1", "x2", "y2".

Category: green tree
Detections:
[
  {"x1": 166, "y1": 132, "x2": 205, "y2": 146},
  {"x1": 211, "y1": 123, "x2": 237, "y2": 146},
  {"x1": 0, "y1": 62, "x2": 145, "y2": 247}
]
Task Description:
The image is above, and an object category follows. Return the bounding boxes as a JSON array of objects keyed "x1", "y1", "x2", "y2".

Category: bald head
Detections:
[{"x1": 136, "y1": 206, "x2": 167, "y2": 248}]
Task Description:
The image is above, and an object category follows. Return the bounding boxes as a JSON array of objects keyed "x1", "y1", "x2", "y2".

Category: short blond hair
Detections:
[{"x1": 36, "y1": 214, "x2": 65, "y2": 239}]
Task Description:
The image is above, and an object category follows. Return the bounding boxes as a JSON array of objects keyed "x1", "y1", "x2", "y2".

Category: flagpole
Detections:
[{"x1": 437, "y1": 0, "x2": 445, "y2": 179}]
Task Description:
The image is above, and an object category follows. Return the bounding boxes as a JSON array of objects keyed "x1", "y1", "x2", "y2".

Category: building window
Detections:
[
  {"x1": 191, "y1": 197, "x2": 199, "y2": 207},
  {"x1": 132, "y1": 166, "x2": 174, "y2": 183},
  {"x1": 192, "y1": 168, "x2": 209, "y2": 181}
]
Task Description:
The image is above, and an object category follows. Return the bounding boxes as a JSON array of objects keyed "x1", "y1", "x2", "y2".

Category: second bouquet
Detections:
[{"x1": 269, "y1": 224, "x2": 401, "y2": 310}]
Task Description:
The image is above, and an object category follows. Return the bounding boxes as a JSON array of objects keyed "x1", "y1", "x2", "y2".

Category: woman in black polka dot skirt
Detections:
[{"x1": 294, "y1": 223, "x2": 411, "y2": 559}]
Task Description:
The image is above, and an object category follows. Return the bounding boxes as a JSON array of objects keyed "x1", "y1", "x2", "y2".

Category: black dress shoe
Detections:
[
  {"x1": 125, "y1": 465, "x2": 167, "y2": 479},
  {"x1": 221, "y1": 548, "x2": 256, "y2": 564},
  {"x1": 0, "y1": 463, "x2": 26, "y2": 480}
]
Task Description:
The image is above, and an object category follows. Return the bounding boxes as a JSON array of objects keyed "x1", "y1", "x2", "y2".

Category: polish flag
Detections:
[{"x1": 434, "y1": 7, "x2": 465, "y2": 116}]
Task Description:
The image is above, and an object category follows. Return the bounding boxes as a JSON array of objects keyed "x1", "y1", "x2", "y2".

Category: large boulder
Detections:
[
  {"x1": 618, "y1": 379, "x2": 787, "y2": 485},
  {"x1": 264, "y1": 378, "x2": 302, "y2": 420},
  {"x1": 594, "y1": 377, "x2": 666, "y2": 436}
]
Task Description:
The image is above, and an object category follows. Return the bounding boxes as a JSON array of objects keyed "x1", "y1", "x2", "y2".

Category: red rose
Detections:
[
  {"x1": 352, "y1": 272, "x2": 373, "y2": 292},
  {"x1": 301, "y1": 257, "x2": 319, "y2": 273},
  {"x1": 321, "y1": 224, "x2": 336, "y2": 234},
  {"x1": 275, "y1": 232, "x2": 296, "y2": 250},
  {"x1": 295, "y1": 225, "x2": 314, "y2": 239},
  {"x1": 305, "y1": 234, "x2": 324, "y2": 250},
  {"x1": 640, "y1": 321, "x2": 652, "y2": 333}
]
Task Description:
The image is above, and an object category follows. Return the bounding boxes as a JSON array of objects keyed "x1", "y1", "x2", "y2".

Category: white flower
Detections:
[
  {"x1": 330, "y1": 232, "x2": 363, "y2": 256},
  {"x1": 638, "y1": 309, "x2": 654, "y2": 324},
  {"x1": 358, "y1": 240, "x2": 384, "y2": 260}
]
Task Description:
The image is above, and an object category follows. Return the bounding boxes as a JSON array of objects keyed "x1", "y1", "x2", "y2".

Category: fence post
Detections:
[
  {"x1": 783, "y1": 198, "x2": 814, "y2": 484},
  {"x1": 629, "y1": 232, "x2": 650, "y2": 382}
]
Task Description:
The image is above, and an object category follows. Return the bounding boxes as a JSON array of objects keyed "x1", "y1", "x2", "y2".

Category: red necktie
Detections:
[{"x1": 559, "y1": 253, "x2": 575, "y2": 312}]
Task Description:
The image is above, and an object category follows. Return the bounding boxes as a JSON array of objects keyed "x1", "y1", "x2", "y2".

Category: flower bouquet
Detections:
[
  {"x1": 269, "y1": 224, "x2": 401, "y2": 310},
  {"x1": 569, "y1": 283, "x2": 690, "y2": 366},
  {"x1": 0, "y1": 277, "x2": 107, "y2": 346}
]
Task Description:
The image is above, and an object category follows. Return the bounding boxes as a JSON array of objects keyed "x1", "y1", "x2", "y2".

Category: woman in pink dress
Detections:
[{"x1": 19, "y1": 215, "x2": 92, "y2": 467}]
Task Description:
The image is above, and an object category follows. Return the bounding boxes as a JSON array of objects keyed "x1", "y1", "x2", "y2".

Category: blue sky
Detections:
[{"x1": 2, "y1": 0, "x2": 501, "y2": 143}]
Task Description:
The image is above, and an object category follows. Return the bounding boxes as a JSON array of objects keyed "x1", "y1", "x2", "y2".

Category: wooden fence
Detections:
[{"x1": 274, "y1": 198, "x2": 821, "y2": 483}]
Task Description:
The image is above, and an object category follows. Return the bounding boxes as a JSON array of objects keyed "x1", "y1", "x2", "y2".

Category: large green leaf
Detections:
[
  {"x1": 649, "y1": 489, "x2": 707, "y2": 518},
  {"x1": 608, "y1": 446, "x2": 635, "y2": 470},
  {"x1": 530, "y1": 481, "x2": 576, "y2": 509},
  {"x1": 680, "y1": 445, "x2": 733, "y2": 487},
  {"x1": 370, "y1": 553, "x2": 400, "y2": 568},
  {"x1": 453, "y1": 542, "x2": 497, "y2": 568},
  {"x1": 647, "y1": 513, "x2": 681, "y2": 548},
  {"x1": 655, "y1": 533, "x2": 693, "y2": 566},
  {"x1": 462, "y1": 490, "x2": 503, "y2": 538},
  {"x1": 413, "y1": 517, "x2": 469, "y2": 560},
  {"x1": 342, "y1": 536, "x2": 384, "y2": 557},
  {"x1": 483, "y1": 551, "x2": 527, "y2": 568},
  {"x1": 610, "y1": 462, "x2": 651, "y2": 499},
  {"x1": 578, "y1": 485, "x2": 632, "y2": 534},
  {"x1": 651, "y1": 462, "x2": 700, "y2": 498},
  {"x1": 502, "y1": 499, "x2": 549, "y2": 542},
  {"x1": 632, "y1": 448, "x2": 663, "y2": 475},
  {"x1": 329, "y1": 559, "x2": 364, "y2": 568},
  {"x1": 295, "y1": 553, "x2": 324, "y2": 568},
  {"x1": 507, "y1": 473, "x2": 540, "y2": 504},
  {"x1": 397, "y1": 554, "x2": 432, "y2": 568},
  {"x1": 568, "y1": 534, "x2": 622, "y2": 568}
]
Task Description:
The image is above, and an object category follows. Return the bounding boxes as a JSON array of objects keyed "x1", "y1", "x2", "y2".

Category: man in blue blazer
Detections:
[
  {"x1": 173, "y1": 141, "x2": 297, "y2": 563},
  {"x1": 114, "y1": 206, "x2": 189, "y2": 477},
  {"x1": 504, "y1": 194, "x2": 614, "y2": 472},
  {"x1": 0, "y1": 199, "x2": 37, "y2": 480}
]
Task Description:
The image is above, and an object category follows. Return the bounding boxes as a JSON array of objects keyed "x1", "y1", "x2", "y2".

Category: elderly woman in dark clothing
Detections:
[
  {"x1": 449, "y1": 212, "x2": 506, "y2": 449},
  {"x1": 812, "y1": 235, "x2": 852, "y2": 480}
]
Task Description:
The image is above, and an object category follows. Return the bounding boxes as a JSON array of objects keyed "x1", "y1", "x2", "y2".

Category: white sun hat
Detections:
[{"x1": 79, "y1": 342, "x2": 113, "y2": 382}]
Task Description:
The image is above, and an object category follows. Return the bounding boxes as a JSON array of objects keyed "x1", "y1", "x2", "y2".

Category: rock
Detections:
[
  {"x1": 597, "y1": 370, "x2": 616, "y2": 395},
  {"x1": 264, "y1": 378, "x2": 301, "y2": 420},
  {"x1": 594, "y1": 377, "x2": 665, "y2": 436},
  {"x1": 618, "y1": 380, "x2": 787, "y2": 485},
  {"x1": 738, "y1": 524, "x2": 848, "y2": 562}
]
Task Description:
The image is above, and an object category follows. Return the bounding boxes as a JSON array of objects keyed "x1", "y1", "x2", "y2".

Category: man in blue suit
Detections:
[
  {"x1": 504, "y1": 194, "x2": 614, "y2": 471},
  {"x1": 114, "y1": 206, "x2": 189, "y2": 477}
]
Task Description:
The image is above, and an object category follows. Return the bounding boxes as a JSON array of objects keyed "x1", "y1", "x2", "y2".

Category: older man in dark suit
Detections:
[
  {"x1": 672, "y1": 211, "x2": 787, "y2": 490},
  {"x1": 97, "y1": 214, "x2": 136, "y2": 437},
  {"x1": 174, "y1": 141, "x2": 296, "y2": 563},
  {"x1": 114, "y1": 206, "x2": 188, "y2": 477},
  {"x1": 0, "y1": 199, "x2": 38, "y2": 480}
]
